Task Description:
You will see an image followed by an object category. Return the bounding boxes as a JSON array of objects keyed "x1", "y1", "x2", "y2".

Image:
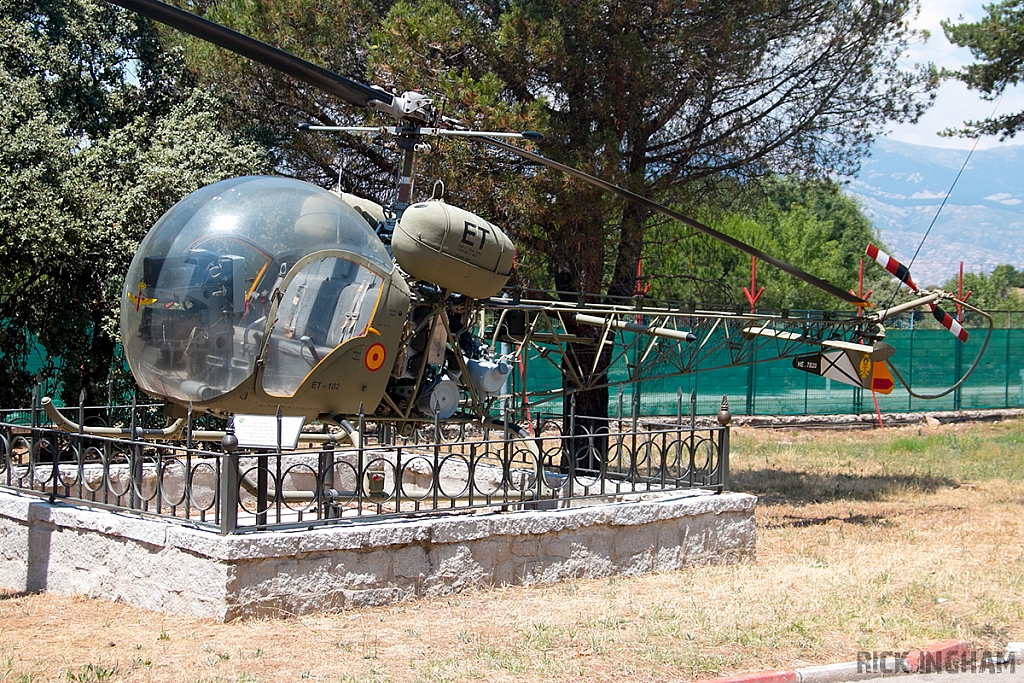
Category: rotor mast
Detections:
[{"x1": 302, "y1": 118, "x2": 542, "y2": 238}]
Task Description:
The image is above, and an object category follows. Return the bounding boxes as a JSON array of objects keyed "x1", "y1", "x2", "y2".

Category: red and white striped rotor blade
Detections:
[
  {"x1": 865, "y1": 245, "x2": 967, "y2": 342},
  {"x1": 930, "y1": 304, "x2": 970, "y2": 343},
  {"x1": 866, "y1": 244, "x2": 919, "y2": 292}
]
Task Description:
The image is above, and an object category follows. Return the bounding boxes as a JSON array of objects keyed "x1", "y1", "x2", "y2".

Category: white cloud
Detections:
[
  {"x1": 886, "y1": 171, "x2": 925, "y2": 182},
  {"x1": 984, "y1": 192, "x2": 1023, "y2": 205}
]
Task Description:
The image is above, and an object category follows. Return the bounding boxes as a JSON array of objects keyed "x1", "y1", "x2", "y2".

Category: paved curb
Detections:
[
  {"x1": 904, "y1": 640, "x2": 971, "y2": 674},
  {"x1": 694, "y1": 640, "x2": 975, "y2": 683},
  {"x1": 712, "y1": 672, "x2": 797, "y2": 683},
  {"x1": 795, "y1": 660, "x2": 897, "y2": 683}
]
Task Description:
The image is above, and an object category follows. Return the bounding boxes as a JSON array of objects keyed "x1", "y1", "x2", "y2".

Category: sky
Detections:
[{"x1": 884, "y1": 0, "x2": 1024, "y2": 150}]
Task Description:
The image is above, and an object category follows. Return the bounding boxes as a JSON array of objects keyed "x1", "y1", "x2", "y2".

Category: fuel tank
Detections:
[{"x1": 392, "y1": 201, "x2": 514, "y2": 299}]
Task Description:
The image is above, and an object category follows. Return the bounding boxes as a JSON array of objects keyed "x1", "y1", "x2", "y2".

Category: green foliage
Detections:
[
  {"x1": 0, "y1": 0, "x2": 183, "y2": 139},
  {"x1": 943, "y1": 2, "x2": 1024, "y2": 138},
  {"x1": 0, "y1": 1, "x2": 268, "y2": 406},
  {"x1": 939, "y1": 266, "x2": 1024, "y2": 310},
  {"x1": 645, "y1": 179, "x2": 887, "y2": 309},
  {"x1": 991, "y1": 263, "x2": 1024, "y2": 289}
]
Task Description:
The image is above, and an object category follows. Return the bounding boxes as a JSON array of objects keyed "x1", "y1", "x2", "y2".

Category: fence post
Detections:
[
  {"x1": 255, "y1": 411, "x2": 271, "y2": 529},
  {"x1": 1005, "y1": 319, "x2": 1011, "y2": 408},
  {"x1": 745, "y1": 364, "x2": 755, "y2": 416},
  {"x1": 908, "y1": 315, "x2": 915, "y2": 411},
  {"x1": 274, "y1": 406, "x2": 283, "y2": 524},
  {"x1": 954, "y1": 335, "x2": 963, "y2": 411},
  {"x1": 505, "y1": 400, "x2": 519, "y2": 499},
  {"x1": 717, "y1": 396, "x2": 731, "y2": 491},
  {"x1": 433, "y1": 406, "x2": 441, "y2": 509},
  {"x1": 219, "y1": 423, "x2": 239, "y2": 535},
  {"x1": 184, "y1": 402, "x2": 193, "y2": 520},
  {"x1": 357, "y1": 403, "x2": 365, "y2": 508},
  {"x1": 320, "y1": 434, "x2": 336, "y2": 520},
  {"x1": 130, "y1": 392, "x2": 142, "y2": 510},
  {"x1": 569, "y1": 392, "x2": 577, "y2": 496}
]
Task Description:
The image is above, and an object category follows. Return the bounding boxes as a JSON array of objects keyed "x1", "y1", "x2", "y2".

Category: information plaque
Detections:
[{"x1": 232, "y1": 414, "x2": 306, "y2": 450}]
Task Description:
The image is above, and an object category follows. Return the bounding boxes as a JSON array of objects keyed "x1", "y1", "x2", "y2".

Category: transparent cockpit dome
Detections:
[{"x1": 121, "y1": 176, "x2": 392, "y2": 404}]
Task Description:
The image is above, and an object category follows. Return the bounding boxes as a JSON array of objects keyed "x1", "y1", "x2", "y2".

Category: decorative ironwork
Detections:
[{"x1": 0, "y1": 404, "x2": 728, "y2": 534}]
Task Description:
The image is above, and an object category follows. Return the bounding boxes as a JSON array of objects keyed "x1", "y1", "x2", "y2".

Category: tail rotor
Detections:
[{"x1": 865, "y1": 244, "x2": 969, "y2": 342}]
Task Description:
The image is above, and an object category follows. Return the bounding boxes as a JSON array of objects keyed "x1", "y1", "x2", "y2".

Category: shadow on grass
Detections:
[
  {"x1": 731, "y1": 467, "x2": 958, "y2": 506},
  {"x1": 763, "y1": 511, "x2": 901, "y2": 529},
  {"x1": 0, "y1": 589, "x2": 33, "y2": 600}
]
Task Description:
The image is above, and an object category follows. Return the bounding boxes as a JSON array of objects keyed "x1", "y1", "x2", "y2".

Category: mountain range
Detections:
[{"x1": 845, "y1": 138, "x2": 1024, "y2": 285}]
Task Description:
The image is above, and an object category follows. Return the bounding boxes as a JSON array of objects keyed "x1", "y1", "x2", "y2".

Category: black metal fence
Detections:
[{"x1": 0, "y1": 407, "x2": 729, "y2": 534}]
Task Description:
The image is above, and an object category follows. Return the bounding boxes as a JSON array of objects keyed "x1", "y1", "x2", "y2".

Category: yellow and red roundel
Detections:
[{"x1": 364, "y1": 343, "x2": 387, "y2": 372}]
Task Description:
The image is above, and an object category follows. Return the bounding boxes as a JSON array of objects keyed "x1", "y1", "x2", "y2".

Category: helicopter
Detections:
[{"x1": 59, "y1": 0, "x2": 989, "y2": 435}]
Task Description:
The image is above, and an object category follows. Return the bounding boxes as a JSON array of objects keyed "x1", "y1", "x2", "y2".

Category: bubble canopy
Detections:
[{"x1": 121, "y1": 176, "x2": 393, "y2": 405}]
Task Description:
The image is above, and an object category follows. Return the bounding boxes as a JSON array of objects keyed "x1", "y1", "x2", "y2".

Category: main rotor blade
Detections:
[
  {"x1": 111, "y1": 0, "x2": 392, "y2": 111},
  {"x1": 476, "y1": 137, "x2": 869, "y2": 307}
]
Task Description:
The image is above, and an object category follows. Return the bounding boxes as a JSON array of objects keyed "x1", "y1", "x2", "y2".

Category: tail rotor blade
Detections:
[
  {"x1": 866, "y1": 244, "x2": 918, "y2": 292},
  {"x1": 931, "y1": 304, "x2": 970, "y2": 342},
  {"x1": 476, "y1": 136, "x2": 870, "y2": 307},
  {"x1": 865, "y1": 244, "x2": 969, "y2": 342}
]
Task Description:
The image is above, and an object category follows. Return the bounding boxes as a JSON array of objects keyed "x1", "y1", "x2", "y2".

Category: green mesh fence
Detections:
[{"x1": 519, "y1": 311, "x2": 1024, "y2": 417}]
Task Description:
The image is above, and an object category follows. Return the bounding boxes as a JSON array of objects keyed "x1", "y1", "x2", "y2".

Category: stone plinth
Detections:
[{"x1": 0, "y1": 488, "x2": 756, "y2": 621}]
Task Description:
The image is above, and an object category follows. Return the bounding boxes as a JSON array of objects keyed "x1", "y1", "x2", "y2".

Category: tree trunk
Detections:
[
  {"x1": 550, "y1": 203, "x2": 611, "y2": 474},
  {"x1": 552, "y1": 185, "x2": 653, "y2": 474}
]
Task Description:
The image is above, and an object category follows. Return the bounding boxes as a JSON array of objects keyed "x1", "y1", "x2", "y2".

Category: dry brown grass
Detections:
[{"x1": 2, "y1": 419, "x2": 1023, "y2": 683}]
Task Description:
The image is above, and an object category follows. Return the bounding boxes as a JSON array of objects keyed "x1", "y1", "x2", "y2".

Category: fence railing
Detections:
[{"x1": 0, "y1": 411, "x2": 729, "y2": 534}]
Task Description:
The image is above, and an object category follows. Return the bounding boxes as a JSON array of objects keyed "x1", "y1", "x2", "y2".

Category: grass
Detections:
[{"x1": 2, "y1": 418, "x2": 1023, "y2": 682}]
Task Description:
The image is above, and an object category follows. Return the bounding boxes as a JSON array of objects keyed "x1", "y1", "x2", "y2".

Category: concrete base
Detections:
[{"x1": 0, "y1": 488, "x2": 756, "y2": 621}]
